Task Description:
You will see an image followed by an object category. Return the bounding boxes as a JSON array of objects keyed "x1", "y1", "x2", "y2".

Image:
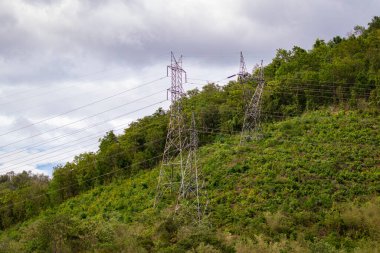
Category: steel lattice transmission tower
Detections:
[
  {"x1": 154, "y1": 52, "x2": 187, "y2": 207},
  {"x1": 238, "y1": 51, "x2": 250, "y2": 82},
  {"x1": 176, "y1": 113, "x2": 206, "y2": 223},
  {"x1": 240, "y1": 61, "x2": 265, "y2": 144},
  {"x1": 237, "y1": 51, "x2": 252, "y2": 106}
]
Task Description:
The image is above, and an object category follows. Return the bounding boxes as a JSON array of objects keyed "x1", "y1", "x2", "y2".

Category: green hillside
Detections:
[
  {"x1": 1, "y1": 109, "x2": 379, "y2": 252},
  {"x1": 0, "y1": 16, "x2": 379, "y2": 253}
]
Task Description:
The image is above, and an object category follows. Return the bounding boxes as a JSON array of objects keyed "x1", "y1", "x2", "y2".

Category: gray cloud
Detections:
[{"x1": 0, "y1": 0, "x2": 379, "y2": 85}]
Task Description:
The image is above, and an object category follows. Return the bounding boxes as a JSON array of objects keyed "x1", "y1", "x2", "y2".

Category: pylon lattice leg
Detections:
[{"x1": 176, "y1": 113, "x2": 207, "y2": 223}]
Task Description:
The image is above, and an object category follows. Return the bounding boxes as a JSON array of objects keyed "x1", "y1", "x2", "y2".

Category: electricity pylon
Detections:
[
  {"x1": 154, "y1": 52, "x2": 187, "y2": 207},
  {"x1": 240, "y1": 61, "x2": 265, "y2": 144},
  {"x1": 237, "y1": 51, "x2": 252, "y2": 107},
  {"x1": 238, "y1": 51, "x2": 250, "y2": 82},
  {"x1": 176, "y1": 113, "x2": 206, "y2": 223}
]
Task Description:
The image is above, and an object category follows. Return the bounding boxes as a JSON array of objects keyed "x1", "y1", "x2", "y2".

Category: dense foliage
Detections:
[
  {"x1": 0, "y1": 172, "x2": 49, "y2": 230},
  {"x1": 263, "y1": 16, "x2": 380, "y2": 115},
  {"x1": 0, "y1": 17, "x2": 379, "y2": 252}
]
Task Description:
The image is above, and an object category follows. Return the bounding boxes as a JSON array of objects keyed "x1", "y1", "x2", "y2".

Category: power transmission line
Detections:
[
  {"x1": 0, "y1": 67, "x2": 125, "y2": 101},
  {"x1": 1, "y1": 138, "x2": 99, "y2": 174},
  {"x1": 0, "y1": 81, "x2": 209, "y2": 162},
  {"x1": 0, "y1": 117, "x2": 170, "y2": 174},
  {"x1": 271, "y1": 82, "x2": 374, "y2": 92},
  {"x1": 264, "y1": 91, "x2": 371, "y2": 100},
  {"x1": 0, "y1": 76, "x2": 167, "y2": 136},
  {"x1": 184, "y1": 81, "x2": 373, "y2": 100},
  {"x1": 270, "y1": 87, "x2": 372, "y2": 96},
  {"x1": 2, "y1": 64, "x2": 173, "y2": 104},
  {"x1": 0, "y1": 137, "x2": 169, "y2": 192},
  {"x1": 0, "y1": 99, "x2": 167, "y2": 174},
  {"x1": 266, "y1": 77, "x2": 379, "y2": 87},
  {"x1": 186, "y1": 79, "x2": 373, "y2": 95},
  {"x1": 188, "y1": 76, "x2": 378, "y2": 90},
  {"x1": 3, "y1": 72, "x2": 167, "y2": 118},
  {"x1": 0, "y1": 135, "x2": 169, "y2": 194},
  {"x1": 0, "y1": 150, "x2": 174, "y2": 211},
  {"x1": 0, "y1": 91, "x2": 167, "y2": 149},
  {"x1": 196, "y1": 127, "x2": 379, "y2": 148},
  {"x1": 0, "y1": 68, "x2": 145, "y2": 108},
  {"x1": 2, "y1": 124, "x2": 120, "y2": 166}
]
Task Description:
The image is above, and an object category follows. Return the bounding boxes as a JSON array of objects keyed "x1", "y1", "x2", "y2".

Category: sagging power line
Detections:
[{"x1": 0, "y1": 76, "x2": 167, "y2": 137}]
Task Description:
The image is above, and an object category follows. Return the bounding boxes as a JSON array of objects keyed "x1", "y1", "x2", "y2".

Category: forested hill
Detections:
[{"x1": 0, "y1": 17, "x2": 379, "y2": 252}]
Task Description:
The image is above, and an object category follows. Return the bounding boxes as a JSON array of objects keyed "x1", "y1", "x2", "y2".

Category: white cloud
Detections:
[{"x1": 0, "y1": 115, "x2": 14, "y2": 127}]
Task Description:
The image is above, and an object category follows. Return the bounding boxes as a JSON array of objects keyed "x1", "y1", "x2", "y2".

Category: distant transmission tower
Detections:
[
  {"x1": 237, "y1": 51, "x2": 252, "y2": 106},
  {"x1": 240, "y1": 61, "x2": 265, "y2": 144},
  {"x1": 154, "y1": 52, "x2": 187, "y2": 207},
  {"x1": 238, "y1": 51, "x2": 250, "y2": 82},
  {"x1": 176, "y1": 113, "x2": 206, "y2": 223}
]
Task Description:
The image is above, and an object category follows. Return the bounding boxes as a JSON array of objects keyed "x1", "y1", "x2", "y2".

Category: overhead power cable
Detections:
[
  {"x1": 187, "y1": 79, "x2": 374, "y2": 94},
  {"x1": 0, "y1": 76, "x2": 167, "y2": 137},
  {"x1": 0, "y1": 121, "x2": 167, "y2": 174},
  {"x1": 266, "y1": 77, "x2": 379, "y2": 87},
  {"x1": 0, "y1": 98, "x2": 167, "y2": 166},
  {"x1": 196, "y1": 127, "x2": 379, "y2": 148},
  {"x1": 0, "y1": 131, "x2": 165, "y2": 192},
  {"x1": 0, "y1": 150, "x2": 173, "y2": 211},
  {"x1": 186, "y1": 82, "x2": 372, "y2": 99},
  {"x1": 0, "y1": 67, "x2": 124, "y2": 101},
  {"x1": 0, "y1": 91, "x2": 167, "y2": 149},
  {"x1": 1, "y1": 138, "x2": 99, "y2": 174},
  {"x1": 188, "y1": 76, "x2": 378, "y2": 90},
  {"x1": 0, "y1": 111, "x2": 152, "y2": 161},
  {"x1": 5, "y1": 73, "x2": 164, "y2": 117},
  {"x1": 267, "y1": 87, "x2": 372, "y2": 96},
  {"x1": 0, "y1": 135, "x2": 169, "y2": 194},
  {"x1": 0, "y1": 80, "x2": 210, "y2": 160}
]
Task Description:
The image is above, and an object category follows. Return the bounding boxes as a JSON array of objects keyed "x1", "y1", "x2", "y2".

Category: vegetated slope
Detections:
[
  {"x1": 0, "y1": 109, "x2": 379, "y2": 252},
  {"x1": 1, "y1": 16, "x2": 379, "y2": 232}
]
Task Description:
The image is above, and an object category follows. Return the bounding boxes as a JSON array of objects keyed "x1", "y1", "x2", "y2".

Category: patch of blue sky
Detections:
[
  {"x1": 26, "y1": 147, "x2": 47, "y2": 154},
  {"x1": 36, "y1": 162, "x2": 60, "y2": 177}
]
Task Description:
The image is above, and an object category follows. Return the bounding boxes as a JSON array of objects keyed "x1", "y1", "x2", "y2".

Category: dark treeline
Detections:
[{"x1": 0, "y1": 17, "x2": 379, "y2": 230}]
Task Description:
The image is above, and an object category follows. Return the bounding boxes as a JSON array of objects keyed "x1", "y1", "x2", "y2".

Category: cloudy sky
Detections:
[{"x1": 0, "y1": 0, "x2": 378, "y2": 177}]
